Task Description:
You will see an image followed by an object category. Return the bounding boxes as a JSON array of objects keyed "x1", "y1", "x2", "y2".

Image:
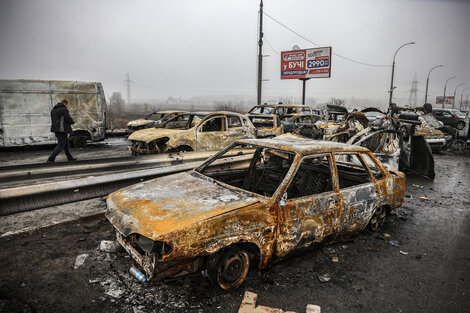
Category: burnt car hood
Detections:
[
  {"x1": 127, "y1": 119, "x2": 152, "y2": 127},
  {"x1": 106, "y1": 172, "x2": 260, "y2": 240},
  {"x1": 128, "y1": 128, "x2": 185, "y2": 143}
]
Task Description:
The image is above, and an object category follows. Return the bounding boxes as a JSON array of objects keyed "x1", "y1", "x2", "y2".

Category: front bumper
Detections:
[{"x1": 115, "y1": 231, "x2": 203, "y2": 281}]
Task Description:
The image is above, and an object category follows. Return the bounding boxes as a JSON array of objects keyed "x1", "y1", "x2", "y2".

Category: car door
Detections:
[
  {"x1": 332, "y1": 152, "x2": 380, "y2": 234},
  {"x1": 195, "y1": 115, "x2": 230, "y2": 150},
  {"x1": 275, "y1": 153, "x2": 341, "y2": 257},
  {"x1": 226, "y1": 115, "x2": 250, "y2": 140}
]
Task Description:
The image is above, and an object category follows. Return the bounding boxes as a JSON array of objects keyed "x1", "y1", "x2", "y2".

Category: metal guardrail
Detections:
[
  {"x1": 0, "y1": 152, "x2": 253, "y2": 216},
  {"x1": 0, "y1": 151, "x2": 217, "y2": 187}
]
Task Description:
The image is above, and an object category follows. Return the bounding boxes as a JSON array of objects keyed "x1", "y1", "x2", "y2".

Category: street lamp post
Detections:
[
  {"x1": 452, "y1": 83, "x2": 464, "y2": 109},
  {"x1": 424, "y1": 65, "x2": 443, "y2": 104},
  {"x1": 460, "y1": 87, "x2": 470, "y2": 111},
  {"x1": 389, "y1": 42, "x2": 415, "y2": 105},
  {"x1": 442, "y1": 76, "x2": 456, "y2": 108}
]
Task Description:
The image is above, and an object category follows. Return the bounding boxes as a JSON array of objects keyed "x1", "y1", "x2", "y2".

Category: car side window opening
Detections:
[
  {"x1": 197, "y1": 144, "x2": 295, "y2": 197},
  {"x1": 286, "y1": 155, "x2": 333, "y2": 199},
  {"x1": 333, "y1": 153, "x2": 372, "y2": 188},
  {"x1": 360, "y1": 153, "x2": 384, "y2": 180},
  {"x1": 202, "y1": 117, "x2": 224, "y2": 132},
  {"x1": 228, "y1": 116, "x2": 242, "y2": 128},
  {"x1": 442, "y1": 111, "x2": 453, "y2": 117}
]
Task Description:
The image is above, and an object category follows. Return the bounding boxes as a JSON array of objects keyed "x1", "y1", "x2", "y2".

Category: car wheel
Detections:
[
  {"x1": 207, "y1": 247, "x2": 250, "y2": 290},
  {"x1": 456, "y1": 121, "x2": 465, "y2": 130},
  {"x1": 73, "y1": 136, "x2": 87, "y2": 148},
  {"x1": 369, "y1": 206, "x2": 386, "y2": 231},
  {"x1": 174, "y1": 145, "x2": 193, "y2": 152}
]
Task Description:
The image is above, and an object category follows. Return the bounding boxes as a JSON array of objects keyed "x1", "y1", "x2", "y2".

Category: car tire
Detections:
[
  {"x1": 73, "y1": 136, "x2": 87, "y2": 148},
  {"x1": 206, "y1": 247, "x2": 250, "y2": 290},
  {"x1": 174, "y1": 145, "x2": 193, "y2": 152},
  {"x1": 456, "y1": 121, "x2": 465, "y2": 130},
  {"x1": 368, "y1": 206, "x2": 386, "y2": 232}
]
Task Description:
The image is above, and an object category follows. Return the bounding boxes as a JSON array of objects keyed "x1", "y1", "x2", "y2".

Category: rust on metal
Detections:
[
  {"x1": 106, "y1": 135, "x2": 406, "y2": 288},
  {"x1": 128, "y1": 112, "x2": 256, "y2": 154}
]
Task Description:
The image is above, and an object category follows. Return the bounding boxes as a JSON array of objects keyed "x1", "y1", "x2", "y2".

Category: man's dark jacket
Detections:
[{"x1": 50, "y1": 103, "x2": 75, "y2": 134}]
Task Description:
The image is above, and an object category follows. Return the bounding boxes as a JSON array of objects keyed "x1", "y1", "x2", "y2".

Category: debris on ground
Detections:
[
  {"x1": 306, "y1": 304, "x2": 322, "y2": 313},
  {"x1": 388, "y1": 240, "x2": 399, "y2": 247},
  {"x1": 400, "y1": 251, "x2": 409, "y2": 255},
  {"x1": 418, "y1": 196, "x2": 429, "y2": 200},
  {"x1": 73, "y1": 253, "x2": 89, "y2": 269},
  {"x1": 383, "y1": 233, "x2": 391, "y2": 238},
  {"x1": 99, "y1": 240, "x2": 121, "y2": 253},
  {"x1": 318, "y1": 274, "x2": 331, "y2": 283},
  {"x1": 331, "y1": 257, "x2": 339, "y2": 263},
  {"x1": 238, "y1": 291, "x2": 297, "y2": 313}
]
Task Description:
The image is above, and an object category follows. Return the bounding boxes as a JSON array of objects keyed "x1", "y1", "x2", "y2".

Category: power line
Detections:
[
  {"x1": 263, "y1": 11, "x2": 392, "y2": 68},
  {"x1": 264, "y1": 36, "x2": 280, "y2": 55}
]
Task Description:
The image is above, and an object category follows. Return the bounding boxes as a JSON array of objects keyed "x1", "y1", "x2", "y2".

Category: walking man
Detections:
[{"x1": 47, "y1": 99, "x2": 77, "y2": 163}]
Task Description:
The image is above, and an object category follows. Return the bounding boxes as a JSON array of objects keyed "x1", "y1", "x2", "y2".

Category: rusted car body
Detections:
[
  {"x1": 248, "y1": 104, "x2": 314, "y2": 137},
  {"x1": 0, "y1": 79, "x2": 107, "y2": 148},
  {"x1": 106, "y1": 134, "x2": 406, "y2": 289},
  {"x1": 247, "y1": 114, "x2": 283, "y2": 138},
  {"x1": 126, "y1": 110, "x2": 187, "y2": 133},
  {"x1": 128, "y1": 111, "x2": 256, "y2": 154}
]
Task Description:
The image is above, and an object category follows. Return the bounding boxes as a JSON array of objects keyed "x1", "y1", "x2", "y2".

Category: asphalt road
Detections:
[{"x1": 0, "y1": 151, "x2": 469, "y2": 313}]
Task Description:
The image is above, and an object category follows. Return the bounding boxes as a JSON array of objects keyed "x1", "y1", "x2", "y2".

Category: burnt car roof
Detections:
[{"x1": 237, "y1": 134, "x2": 369, "y2": 155}]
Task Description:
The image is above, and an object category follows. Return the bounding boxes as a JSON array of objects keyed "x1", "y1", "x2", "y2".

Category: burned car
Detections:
[
  {"x1": 248, "y1": 114, "x2": 283, "y2": 138},
  {"x1": 248, "y1": 104, "x2": 314, "y2": 137},
  {"x1": 106, "y1": 134, "x2": 406, "y2": 289},
  {"x1": 128, "y1": 111, "x2": 256, "y2": 154},
  {"x1": 397, "y1": 106, "x2": 452, "y2": 152},
  {"x1": 127, "y1": 110, "x2": 187, "y2": 133}
]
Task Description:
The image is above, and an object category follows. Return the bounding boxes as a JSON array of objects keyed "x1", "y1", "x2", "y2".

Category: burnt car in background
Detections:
[
  {"x1": 106, "y1": 135, "x2": 406, "y2": 289},
  {"x1": 247, "y1": 114, "x2": 283, "y2": 138},
  {"x1": 128, "y1": 111, "x2": 256, "y2": 154},
  {"x1": 397, "y1": 106, "x2": 452, "y2": 152},
  {"x1": 126, "y1": 110, "x2": 187, "y2": 133},
  {"x1": 432, "y1": 108, "x2": 466, "y2": 130},
  {"x1": 248, "y1": 104, "x2": 313, "y2": 137}
]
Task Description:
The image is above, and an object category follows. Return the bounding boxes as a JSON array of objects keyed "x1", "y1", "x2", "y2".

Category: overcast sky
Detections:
[{"x1": 1, "y1": 0, "x2": 469, "y2": 105}]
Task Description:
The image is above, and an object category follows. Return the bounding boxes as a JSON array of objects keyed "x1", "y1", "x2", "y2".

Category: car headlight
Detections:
[{"x1": 137, "y1": 235, "x2": 172, "y2": 255}]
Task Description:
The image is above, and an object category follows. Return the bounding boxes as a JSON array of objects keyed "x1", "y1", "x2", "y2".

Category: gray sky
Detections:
[{"x1": 1, "y1": 0, "x2": 469, "y2": 105}]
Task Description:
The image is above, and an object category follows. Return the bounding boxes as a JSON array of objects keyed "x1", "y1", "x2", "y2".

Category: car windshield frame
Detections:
[{"x1": 194, "y1": 142, "x2": 299, "y2": 199}]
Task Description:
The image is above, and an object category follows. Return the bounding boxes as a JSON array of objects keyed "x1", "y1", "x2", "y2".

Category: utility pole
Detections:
[
  {"x1": 407, "y1": 73, "x2": 418, "y2": 107},
  {"x1": 424, "y1": 65, "x2": 443, "y2": 104},
  {"x1": 126, "y1": 72, "x2": 131, "y2": 106},
  {"x1": 389, "y1": 42, "x2": 415, "y2": 106},
  {"x1": 257, "y1": 0, "x2": 263, "y2": 105},
  {"x1": 460, "y1": 87, "x2": 470, "y2": 111},
  {"x1": 452, "y1": 83, "x2": 464, "y2": 109},
  {"x1": 442, "y1": 76, "x2": 456, "y2": 108}
]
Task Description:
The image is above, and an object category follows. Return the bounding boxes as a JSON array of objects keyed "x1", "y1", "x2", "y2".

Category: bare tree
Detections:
[
  {"x1": 107, "y1": 92, "x2": 126, "y2": 129},
  {"x1": 326, "y1": 97, "x2": 345, "y2": 107}
]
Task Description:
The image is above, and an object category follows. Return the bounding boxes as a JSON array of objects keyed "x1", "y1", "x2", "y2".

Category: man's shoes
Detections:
[
  {"x1": 68, "y1": 157, "x2": 77, "y2": 161},
  {"x1": 47, "y1": 160, "x2": 54, "y2": 163}
]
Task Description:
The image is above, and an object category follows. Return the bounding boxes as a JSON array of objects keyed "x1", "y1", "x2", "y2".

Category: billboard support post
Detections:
[{"x1": 300, "y1": 78, "x2": 310, "y2": 105}]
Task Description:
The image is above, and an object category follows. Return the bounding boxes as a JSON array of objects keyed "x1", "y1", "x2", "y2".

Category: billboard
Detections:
[
  {"x1": 281, "y1": 47, "x2": 332, "y2": 79},
  {"x1": 435, "y1": 96, "x2": 454, "y2": 105}
]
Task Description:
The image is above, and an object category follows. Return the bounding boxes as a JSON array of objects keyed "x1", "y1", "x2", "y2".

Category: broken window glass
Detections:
[
  {"x1": 202, "y1": 117, "x2": 224, "y2": 132},
  {"x1": 228, "y1": 116, "x2": 242, "y2": 128},
  {"x1": 360, "y1": 153, "x2": 384, "y2": 180},
  {"x1": 286, "y1": 155, "x2": 333, "y2": 199},
  {"x1": 333, "y1": 153, "x2": 371, "y2": 188},
  {"x1": 197, "y1": 143, "x2": 295, "y2": 197}
]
